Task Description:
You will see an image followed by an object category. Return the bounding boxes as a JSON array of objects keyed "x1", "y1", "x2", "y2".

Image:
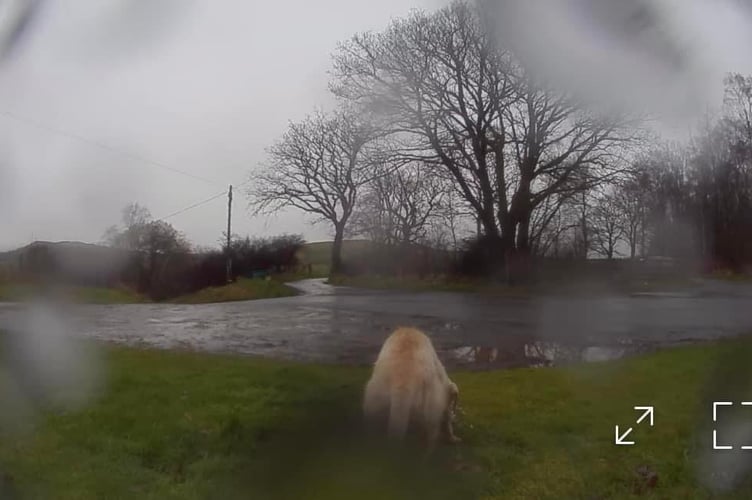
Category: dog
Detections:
[{"x1": 363, "y1": 326, "x2": 460, "y2": 451}]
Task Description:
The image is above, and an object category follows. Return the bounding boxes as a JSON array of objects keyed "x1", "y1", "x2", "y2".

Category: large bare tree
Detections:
[
  {"x1": 332, "y1": 3, "x2": 514, "y2": 255},
  {"x1": 249, "y1": 108, "x2": 380, "y2": 274},
  {"x1": 332, "y1": 0, "x2": 638, "y2": 279}
]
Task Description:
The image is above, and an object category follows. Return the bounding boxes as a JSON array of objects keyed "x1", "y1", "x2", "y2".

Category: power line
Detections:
[
  {"x1": 0, "y1": 110, "x2": 226, "y2": 187},
  {"x1": 234, "y1": 177, "x2": 252, "y2": 190},
  {"x1": 157, "y1": 190, "x2": 227, "y2": 221},
  {"x1": 2, "y1": 110, "x2": 255, "y2": 243}
]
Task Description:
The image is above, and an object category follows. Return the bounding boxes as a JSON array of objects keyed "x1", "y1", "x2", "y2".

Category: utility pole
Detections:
[{"x1": 226, "y1": 185, "x2": 233, "y2": 283}]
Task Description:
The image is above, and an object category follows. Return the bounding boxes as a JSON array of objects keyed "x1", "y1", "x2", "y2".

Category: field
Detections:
[
  {"x1": 305, "y1": 240, "x2": 705, "y2": 295},
  {"x1": 2, "y1": 239, "x2": 705, "y2": 304},
  {"x1": 327, "y1": 274, "x2": 532, "y2": 296},
  {"x1": 172, "y1": 277, "x2": 297, "y2": 304},
  {"x1": 297, "y1": 239, "x2": 375, "y2": 277},
  {"x1": 0, "y1": 279, "x2": 297, "y2": 306},
  {"x1": 0, "y1": 240, "x2": 364, "y2": 305},
  {"x1": 0, "y1": 283, "x2": 147, "y2": 304},
  {"x1": 3, "y1": 339, "x2": 752, "y2": 499},
  {"x1": 327, "y1": 273, "x2": 700, "y2": 296}
]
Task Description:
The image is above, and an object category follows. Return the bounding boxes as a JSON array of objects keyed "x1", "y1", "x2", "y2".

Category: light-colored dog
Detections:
[{"x1": 363, "y1": 327, "x2": 460, "y2": 451}]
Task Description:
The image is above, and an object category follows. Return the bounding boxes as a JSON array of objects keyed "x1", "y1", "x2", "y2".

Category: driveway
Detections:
[{"x1": 1, "y1": 278, "x2": 751, "y2": 370}]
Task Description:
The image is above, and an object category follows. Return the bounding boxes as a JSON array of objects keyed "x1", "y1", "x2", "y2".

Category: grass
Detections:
[
  {"x1": 328, "y1": 274, "x2": 532, "y2": 296},
  {"x1": 298, "y1": 240, "x2": 375, "y2": 277},
  {"x1": 0, "y1": 276, "x2": 298, "y2": 305},
  {"x1": 328, "y1": 273, "x2": 699, "y2": 297},
  {"x1": 171, "y1": 278, "x2": 297, "y2": 304},
  {"x1": 708, "y1": 269, "x2": 752, "y2": 282},
  {"x1": 3, "y1": 340, "x2": 752, "y2": 498},
  {"x1": 0, "y1": 283, "x2": 146, "y2": 304}
]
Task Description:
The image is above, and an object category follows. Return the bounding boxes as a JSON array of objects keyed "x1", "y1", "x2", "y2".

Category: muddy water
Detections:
[{"x1": 0, "y1": 278, "x2": 751, "y2": 370}]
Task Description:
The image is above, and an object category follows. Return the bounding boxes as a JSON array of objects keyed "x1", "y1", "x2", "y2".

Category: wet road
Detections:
[{"x1": 1, "y1": 279, "x2": 751, "y2": 370}]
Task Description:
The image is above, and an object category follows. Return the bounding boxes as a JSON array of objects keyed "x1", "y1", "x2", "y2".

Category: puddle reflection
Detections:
[{"x1": 449, "y1": 341, "x2": 637, "y2": 369}]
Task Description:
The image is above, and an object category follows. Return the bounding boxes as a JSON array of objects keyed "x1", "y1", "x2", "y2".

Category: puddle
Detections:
[
  {"x1": 2, "y1": 278, "x2": 749, "y2": 372},
  {"x1": 446, "y1": 341, "x2": 646, "y2": 370}
]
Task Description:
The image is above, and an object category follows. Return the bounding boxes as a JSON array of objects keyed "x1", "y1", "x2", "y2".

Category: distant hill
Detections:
[
  {"x1": 299, "y1": 240, "x2": 374, "y2": 267},
  {"x1": 298, "y1": 239, "x2": 453, "y2": 276},
  {"x1": 2, "y1": 241, "x2": 134, "y2": 285},
  {"x1": 3, "y1": 239, "x2": 441, "y2": 280},
  {"x1": 0, "y1": 250, "x2": 17, "y2": 263}
]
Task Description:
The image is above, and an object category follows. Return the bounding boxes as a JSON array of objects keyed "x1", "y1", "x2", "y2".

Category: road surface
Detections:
[{"x1": 1, "y1": 278, "x2": 751, "y2": 370}]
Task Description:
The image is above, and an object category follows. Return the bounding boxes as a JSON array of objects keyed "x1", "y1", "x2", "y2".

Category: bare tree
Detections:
[
  {"x1": 569, "y1": 191, "x2": 593, "y2": 259},
  {"x1": 528, "y1": 192, "x2": 579, "y2": 257},
  {"x1": 103, "y1": 204, "x2": 191, "y2": 290},
  {"x1": 503, "y1": 81, "x2": 635, "y2": 257},
  {"x1": 434, "y1": 188, "x2": 475, "y2": 258},
  {"x1": 590, "y1": 191, "x2": 625, "y2": 259},
  {"x1": 332, "y1": 0, "x2": 638, "y2": 280},
  {"x1": 249, "y1": 108, "x2": 380, "y2": 275},
  {"x1": 351, "y1": 162, "x2": 445, "y2": 246},
  {"x1": 612, "y1": 172, "x2": 651, "y2": 259},
  {"x1": 102, "y1": 203, "x2": 151, "y2": 249},
  {"x1": 332, "y1": 2, "x2": 515, "y2": 257}
]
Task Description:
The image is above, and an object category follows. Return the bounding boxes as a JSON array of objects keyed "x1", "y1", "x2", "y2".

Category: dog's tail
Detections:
[{"x1": 388, "y1": 386, "x2": 412, "y2": 440}]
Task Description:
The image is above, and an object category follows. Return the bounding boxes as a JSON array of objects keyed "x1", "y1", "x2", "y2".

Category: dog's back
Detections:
[{"x1": 363, "y1": 327, "x2": 456, "y2": 446}]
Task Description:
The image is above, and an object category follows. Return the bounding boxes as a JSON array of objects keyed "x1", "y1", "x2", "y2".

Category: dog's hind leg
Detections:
[
  {"x1": 363, "y1": 381, "x2": 389, "y2": 435},
  {"x1": 443, "y1": 384, "x2": 461, "y2": 444},
  {"x1": 387, "y1": 388, "x2": 412, "y2": 441}
]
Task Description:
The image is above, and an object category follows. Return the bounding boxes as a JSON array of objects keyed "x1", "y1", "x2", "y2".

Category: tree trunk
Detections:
[
  {"x1": 480, "y1": 207, "x2": 499, "y2": 240},
  {"x1": 331, "y1": 224, "x2": 345, "y2": 276},
  {"x1": 499, "y1": 224, "x2": 515, "y2": 284},
  {"x1": 148, "y1": 250, "x2": 157, "y2": 291},
  {"x1": 639, "y1": 224, "x2": 647, "y2": 257},
  {"x1": 515, "y1": 216, "x2": 530, "y2": 254},
  {"x1": 512, "y1": 212, "x2": 533, "y2": 285}
]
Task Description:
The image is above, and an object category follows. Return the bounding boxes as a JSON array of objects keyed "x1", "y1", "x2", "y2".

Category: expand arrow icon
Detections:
[
  {"x1": 635, "y1": 406, "x2": 654, "y2": 426},
  {"x1": 615, "y1": 425, "x2": 634, "y2": 445},
  {"x1": 614, "y1": 406, "x2": 655, "y2": 445}
]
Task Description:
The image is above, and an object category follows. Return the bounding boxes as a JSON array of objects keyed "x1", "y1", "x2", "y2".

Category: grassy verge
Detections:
[
  {"x1": 707, "y1": 270, "x2": 752, "y2": 282},
  {"x1": 298, "y1": 240, "x2": 377, "y2": 278},
  {"x1": 171, "y1": 278, "x2": 297, "y2": 304},
  {"x1": 328, "y1": 274, "x2": 532, "y2": 296},
  {"x1": 3, "y1": 341, "x2": 752, "y2": 498},
  {"x1": 0, "y1": 277, "x2": 297, "y2": 305},
  {"x1": 328, "y1": 274, "x2": 698, "y2": 297},
  {"x1": 0, "y1": 283, "x2": 146, "y2": 304}
]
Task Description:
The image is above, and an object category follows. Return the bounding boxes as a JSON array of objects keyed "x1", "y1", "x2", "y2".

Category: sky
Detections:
[
  {"x1": 0, "y1": 0, "x2": 441, "y2": 251},
  {"x1": 489, "y1": 0, "x2": 752, "y2": 136},
  {"x1": 2, "y1": 0, "x2": 752, "y2": 252}
]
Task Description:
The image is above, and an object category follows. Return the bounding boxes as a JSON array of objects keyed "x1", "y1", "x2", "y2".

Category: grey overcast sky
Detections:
[
  {"x1": 0, "y1": 0, "x2": 442, "y2": 251},
  {"x1": 2, "y1": 0, "x2": 752, "y2": 252}
]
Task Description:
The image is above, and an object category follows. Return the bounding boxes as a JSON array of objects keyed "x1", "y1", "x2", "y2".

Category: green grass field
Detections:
[
  {"x1": 328, "y1": 273, "x2": 699, "y2": 297},
  {"x1": 3, "y1": 340, "x2": 752, "y2": 499},
  {"x1": 297, "y1": 240, "x2": 375, "y2": 276},
  {"x1": 0, "y1": 283, "x2": 147, "y2": 304},
  {"x1": 0, "y1": 276, "x2": 299, "y2": 305},
  {"x1": 172, "y1": 278, "x2": 297, "y2": 304},
  {"x1": 327, "y1": 274, "x2": 532, "y2": 296},
  {"x1": 709, "y1": 269, "x2": 752, "y2": 282},
  {"x1": 0, "y1": 280, "x2": 295, "y2": 306}
]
